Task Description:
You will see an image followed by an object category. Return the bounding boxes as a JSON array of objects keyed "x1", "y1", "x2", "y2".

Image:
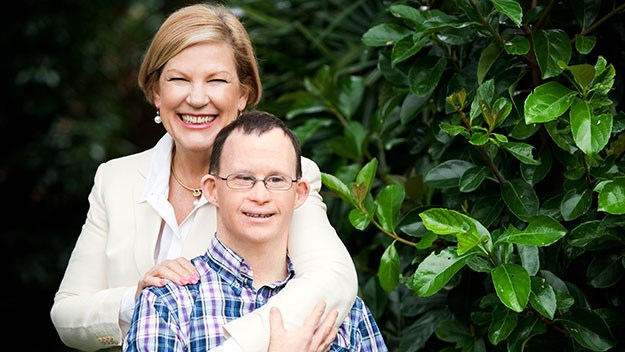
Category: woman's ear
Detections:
[{"x1": 201, "y1": 174, "x2": 219, "y2": 206}]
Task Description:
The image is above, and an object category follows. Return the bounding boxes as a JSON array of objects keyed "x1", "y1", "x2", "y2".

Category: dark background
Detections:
[{"x1": 4, "y1": 0, "x2": 384, "y2": 350}]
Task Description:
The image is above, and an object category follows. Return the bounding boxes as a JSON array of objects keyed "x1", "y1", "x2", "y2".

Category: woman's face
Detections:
[{"x1": 153, "y1": 42, "x2": 248, "y2": 155}]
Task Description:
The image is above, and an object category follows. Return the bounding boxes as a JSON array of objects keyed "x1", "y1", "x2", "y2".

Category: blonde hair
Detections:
[{"x1": 137, "y1": 3, "x2": 261, "y2": 109}]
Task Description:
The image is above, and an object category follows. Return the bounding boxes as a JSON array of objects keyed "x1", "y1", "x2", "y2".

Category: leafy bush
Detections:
[{"x1": 278, "y1": 0, "x2": 625, "y2": 351}]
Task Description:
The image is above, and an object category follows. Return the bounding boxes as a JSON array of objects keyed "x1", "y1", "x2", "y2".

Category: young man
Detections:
[{"x1": 123, "y1": 111, "x2": 387, "y2": 351}]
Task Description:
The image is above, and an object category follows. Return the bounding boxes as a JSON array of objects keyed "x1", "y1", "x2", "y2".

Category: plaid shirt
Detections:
[{"x1": 123, "y1": 235, "x2": 387, "y2": 351}]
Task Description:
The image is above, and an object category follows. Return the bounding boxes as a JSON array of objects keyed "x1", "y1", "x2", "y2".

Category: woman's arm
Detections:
[
  {"x1": 223, "y1": 157, "x2": 358, "y2": 352},
  {"x1": 50, "y1": 162, "x2": 131, "y2": 351}
]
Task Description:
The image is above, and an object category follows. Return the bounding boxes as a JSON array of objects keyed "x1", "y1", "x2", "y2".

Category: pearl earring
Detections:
[{"x1": 154, "y1": 109, "x2": 161, "y2": 124}]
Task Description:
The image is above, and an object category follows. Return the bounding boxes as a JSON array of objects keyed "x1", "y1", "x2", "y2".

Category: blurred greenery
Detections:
[{"x1": 4, "y1": 0, "x2": 387, "y2": 350}]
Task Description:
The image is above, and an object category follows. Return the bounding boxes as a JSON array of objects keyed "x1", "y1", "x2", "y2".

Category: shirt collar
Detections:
[
  {"x1": 202, "y1": 235, "x2": 294, "y2": 288},
  {"x1": 141, "y1": 133, "x2": 173, "y2": 202}
]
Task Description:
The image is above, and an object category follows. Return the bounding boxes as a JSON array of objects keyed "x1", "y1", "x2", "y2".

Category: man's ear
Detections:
[
  {"x1": 293, "y1": 180, "x2": 310, "y2": 210},
  {"x1": 201, "y1": 174, "x2": 219, "y2": 206}
]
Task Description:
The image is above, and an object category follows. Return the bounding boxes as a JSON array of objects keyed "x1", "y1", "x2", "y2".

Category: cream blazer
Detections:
[{"x1": 50, "y1": 148, "x2": 357, "y2": 352}]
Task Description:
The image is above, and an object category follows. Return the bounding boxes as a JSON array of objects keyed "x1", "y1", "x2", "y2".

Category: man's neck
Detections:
[{"x1": 218, "y1": 234, "x2": 289, "y2": 289}]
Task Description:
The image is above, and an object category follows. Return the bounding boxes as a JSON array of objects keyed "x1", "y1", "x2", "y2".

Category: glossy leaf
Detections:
[
  {"x1": 488, "y1": 304, "x2": 518, "y2": 345},
  {"x1": 518, "y1": 245, "x2": 539, "y2": 276},
  {"x1": 459, "y1": 166, "x2": 489, "y2": 193},
  {"x1": 492, "y1": 263, "x2": 531, "y2": 312},
  {"x1": 356, "y1": 158, "x2": 378, "y2": 195},
  {"x1": 586, "y1": 255, "x2": 624, "y2": 288},
  {"x1": 558, "y1": 309, "x2": 616, "y2": 351},
  {"x1": 477, "y1": 40, "x2": 501, "y2": 85},
  {"x1": 375, "y1": 184, "x2": 405, "y2": 233},
  {"x1": 424, "y1": 159, "x2": 476, "y2": 189},
  {"x1": 570, "y1": 98, "x2": 612, "y2": 155},
  {"x1": 420, "y1": 208, "x2": 491, "y2": 255},
  {"x1": 529, "y1": 277, "x2": 557, "y2": 320},
  {"x1": 532, "y1": 28, "x2": 572, "y2": 79},
  {"x1": 506, "y1": 316, "x2": 546, "y2": 352},
  {"x1": 597, "y1": 178, "x2": 625, "y2": 214},
  {"x1": 408, "y1": 56, "x2": 447, "y2": 96},
  {"x1": 560, "y1": 187, "x2": 592, "y2": 221},
  {"x1": 378, "y1": 242, "x2": 400, "y2": 293},
  {"x1": 502, "y1": 142, "x2": 540, "y2": 165},
  {"x1": 491, "y1": 0, "x2": 523, "y2": 27},
  {"x1": 501, "y1": 179, "x2": 540, "y2": 221},
  {"x1": 524, "y1": 81, "x2": 575, "y2": 123},
  {"x1": 496, "y1": 215, "x2": 566, "y2": 246},
  {"x1": 321, "y1": 173, "x2": 355, "y2": 207},
  {"x1": 348, "y1": 208, "x2": 372, "y2": 230},
  {"x1": 413, "y1": 247, "x2": 477, "y2": 296},
  {"x1": 361, "y1": 23, "x2": 412, "y2": 47}
]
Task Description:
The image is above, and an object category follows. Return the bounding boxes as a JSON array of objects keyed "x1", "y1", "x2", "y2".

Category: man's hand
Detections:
[{"x1": 268, "y1": 301, "x2": 339, "y2": 352}]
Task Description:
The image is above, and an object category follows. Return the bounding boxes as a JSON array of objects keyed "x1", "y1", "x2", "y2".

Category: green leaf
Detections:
[
  {"x1": 361, "y1": 23, "x2": 412, "y2": 47},
  {"x1": 491, "y1": 0, "x2": 523, "y2": 27},
  {"x1": 321, "y1": 173, "x2": 355, "y2": 207},
  {"x1": 575, "y1": 35, "x2": 596, "y2": 54},
  {"x1": 424, "y1": 159, "x2": 476, "y2": 189},
  {"x1": 506, "y1": 316, "x2": 546, "y2": 352},
  {"x1": 436, "y1": 319, "x2": 471, "y2": 343},
  {"x1": 459, "y1": 166, "x2": 489, "y2": 193},
  {"x1": 597, "y1": 178, "x2": 625, "y2": 215},
  {"x1": 544, "y1": 120, "x2": 578, "y2": 154},
  {"x1": 560, "y1": 187, "x2": 592, "y2": 221},
  {"x1": 470, "y1": 79, "x2": 495, "y2": 122},
  {"x1": 291, "y1": 118, "x2": 332, "y2": 146},
  {"x1": 408, "y1": 56, "x2": 447, "y2": 96},
  {"x1": 375, "y1": 184, "x2": 405, "y2": 233},
  {"x1": 572, "y1": 0, "x2": 600, "y2": 30},
  {"x1": 492, "y1": 263, "x2": 531, "y2": 312},
  {"x1": 524, "y1": 81, "x2": 576, "y2": 124},
  {"x1": 501, "y1": 179, "x2": 540, "y2": 221},
  {"x1": 389, "y1": 4, "x2": 425, "y2": 26},
  {"x1": 342, "y1": 120, "x2": 368, "y2": 159},
  {"x1": 518, "y1": 244, "x2": 539, "y2": 276},
  {"x1": 392, "y1": 35, "x2": 427, "y2": 66},
  {"x1": 566, "y1": 63, "x2": 595, "y2": 91},
  {"x1": 529, "y1": 277, "x2": 557, "y2": 320},
  {"x1": 477, "y1": 40, "x2": 501, "y2": 85},
  {"x1": 558, "y1": 309, "x2": 616, "y2": 351},
  {"x1": 413, "y1": 247, "x2": 477, "y2": 296},
  {"x1": 335, "y1": 75, "x2": 365, "y2": 119},
  {"x1": 378, "y1": 242, "x2": 400, "y2": 293},
  {"x1": 587, "y1": 254, "x2": 624, "y2": 288},
  {"x1": 504, "y1": 36, "x2": 530, "y2": 55},
  {"x1": 488, "y1": 304, "x2": 518, "y2": 345},
  {"x1": 348, "y1": 208, "x2": 372, "y2": 230},
  {"x1": 570, "y1": 98, "x2": 612, "y2": 155},
  {"x1": 532, "y1": 28, "x2": 572, "y2": 79},
  {"x1": 502, "y1": 142, "x2": 540, "y2": 165},
  {"x1": 356, "y1": 158, "x2": 378, "y2": 195},
  {"x1": 568, "y1": 220, "x2": 625, "y2": 250},
  {"x1": 420, "y1": 208, "x2": 491, "y2": 255},
  {"x1": 521, "y1": 147, "x2": 552, "y2": 185},
  {"x1": 496, "y1": 215, "x2": 566, "y2": 246}
]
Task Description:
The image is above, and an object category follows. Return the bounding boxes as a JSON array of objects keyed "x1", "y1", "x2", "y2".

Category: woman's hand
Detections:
[
  {"x1": 135, "y1": 257, "x2": 199, "y2": 299},
  {"x1": 268, "y1": 301, "x2": 339, "y2": 352}
]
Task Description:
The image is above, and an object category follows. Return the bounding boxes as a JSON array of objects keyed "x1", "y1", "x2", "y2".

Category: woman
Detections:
[{"x1": 50, "y1": 3, "x2": 357, "y2": 352}]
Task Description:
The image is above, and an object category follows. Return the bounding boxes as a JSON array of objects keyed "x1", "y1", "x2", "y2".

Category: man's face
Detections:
[{"x1": 203, "y1": 128, "x2": 309, "y2": 247}]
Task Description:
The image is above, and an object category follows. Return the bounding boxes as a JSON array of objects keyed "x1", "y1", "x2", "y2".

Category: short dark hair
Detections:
[{"x1": 209, "y1": 111, "x2": 302, "y2": 178}]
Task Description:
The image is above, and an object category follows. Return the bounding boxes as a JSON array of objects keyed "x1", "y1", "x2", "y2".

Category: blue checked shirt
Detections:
[{"x1": 124, "y1": 235, "x2": 388, "y2": 351}]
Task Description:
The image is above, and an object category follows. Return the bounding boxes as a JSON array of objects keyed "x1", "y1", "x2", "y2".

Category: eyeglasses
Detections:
[{"x1": 216, "y1": 173, "x2": 298, "y2": 191}]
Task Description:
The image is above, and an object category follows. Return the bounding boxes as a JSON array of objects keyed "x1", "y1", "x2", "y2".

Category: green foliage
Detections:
[{"x1": 278, "y1": 0, "x2": 625, "y2": 350}]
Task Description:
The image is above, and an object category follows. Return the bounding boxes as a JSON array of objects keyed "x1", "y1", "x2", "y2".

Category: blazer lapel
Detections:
[{"x1": 133, "y1": 151, "x2": 162, "y2": 274}]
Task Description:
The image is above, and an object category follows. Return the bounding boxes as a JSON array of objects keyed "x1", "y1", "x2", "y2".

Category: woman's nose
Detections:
[{"x1": 186, "y1": 83, "x2": 209, "y2": 106}]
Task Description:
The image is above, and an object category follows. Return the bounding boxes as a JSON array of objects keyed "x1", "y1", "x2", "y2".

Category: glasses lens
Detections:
[
  {"x1": 265, "y1": 175, "x2": 291, "y2": 190},
  {"x1": 227, "y1": 174, "x2": 255, "y2": 189}
]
